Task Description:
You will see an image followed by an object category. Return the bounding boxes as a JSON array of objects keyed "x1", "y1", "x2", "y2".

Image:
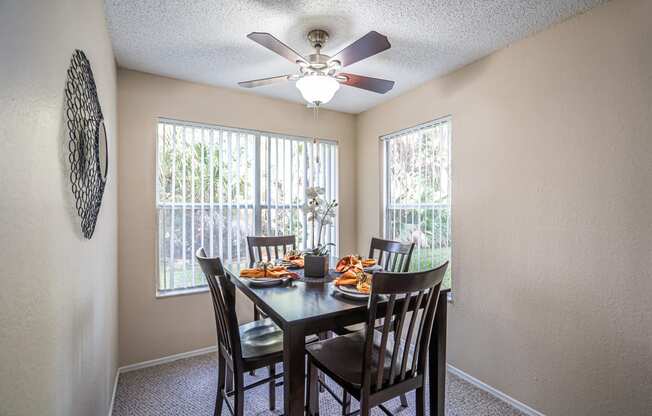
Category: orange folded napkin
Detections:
[
  {"x1": 334, "y1": 268, "x2": 372, "y2": 293},
  {"x1": 290, "y1": 258, "x2": 304, "y2": 268},
  {"x1": 334, "y1": 269, "x2": 359, "y2": 286},
  {"x1": 240, "y1": 266, "x2": 298, "y2": 279},
  {"x1": 336, "y1": 255, "x2": 363, "y2": 273},
  {"x1": 283, "y1": 253, "x2": 304, "y2": 269},
  {"x1": 362, "y1": 258, "x2": 377, "y2": 267}
]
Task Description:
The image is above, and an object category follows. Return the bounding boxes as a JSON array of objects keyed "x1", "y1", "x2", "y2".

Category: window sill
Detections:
[{"x1": 156, "y1": 286, "x2": 209, "y2": 299}]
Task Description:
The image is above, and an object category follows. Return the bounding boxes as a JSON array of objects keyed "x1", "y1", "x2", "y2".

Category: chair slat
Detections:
[
  {"x1": 383, "y1": 251, "x2": 392, "y2": 270},
  {"x1": 398, "y1": 254, "x2": 407, "y2": 271},
  {"x1": 375, "y1": 294, "x2": 396, "y2": 391},
  {"x1": 400, "y1": 290, "x2": 425, "y2": 380},
  {"x1": 256, "y1": 247, "x2": 263, "y2": 263},
  {"x1": 389, "y1": 292, "x2": 412, "y2": 385},
  {"x1": 411, "y1": 288, "x2": 435, "y2": 374},
  {"x1": 391, "y1": 253, "x2": 400, "y2": 272}
]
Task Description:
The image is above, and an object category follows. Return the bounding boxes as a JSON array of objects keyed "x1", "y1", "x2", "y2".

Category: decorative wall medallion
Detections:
[{"x1": 64, "y1": 49, "x2": 107, "y2": 239}]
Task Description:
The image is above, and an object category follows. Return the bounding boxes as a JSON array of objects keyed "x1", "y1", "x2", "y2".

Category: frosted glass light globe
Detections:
[{"x1": 296, "y1": 75, "x2": 340, "y2": 105}]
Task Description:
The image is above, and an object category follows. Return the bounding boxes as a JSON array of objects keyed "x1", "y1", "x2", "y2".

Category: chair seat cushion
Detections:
[
  {"x1": 306, "y1": 330, "x2": 413, "y2": 389},
  {"x1": 240, "y1": 318, "x2": 284, "y2": 359},
  {"x1": 239, "y1": 318, "x2": 321, "y2": 360}
]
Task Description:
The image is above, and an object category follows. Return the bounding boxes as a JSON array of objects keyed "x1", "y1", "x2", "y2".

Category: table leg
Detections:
[
  {"x1": 283, "y1": 322, "x2": 306, "y2": 416},
  {"x1": 429, "y1": 291, "x2": 448, "y2": 416}
]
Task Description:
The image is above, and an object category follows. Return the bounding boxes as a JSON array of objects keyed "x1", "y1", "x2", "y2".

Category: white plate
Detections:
[
  {"x1": 334, "y1": 284, "x2": 369, "y2": 300},
  {"x1": 247, "y1": 278, "x2": 285, "y2": 287},
  {"x1": 363, "y1": 265, "x2": 383, "y2": 272}
]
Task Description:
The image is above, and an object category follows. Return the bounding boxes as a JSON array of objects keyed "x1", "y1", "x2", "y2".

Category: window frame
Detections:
[
  {"x1": 154, "y1": 117, "x2": 339, "y2": 297},
  {"x1": 380, "y1": 115, "x2": 452, "y2": 292}
]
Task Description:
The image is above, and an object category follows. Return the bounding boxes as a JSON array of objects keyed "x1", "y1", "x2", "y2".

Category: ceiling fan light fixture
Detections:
[{"x1": 296, "y1": 75, "x2": 340, "y2": 105}]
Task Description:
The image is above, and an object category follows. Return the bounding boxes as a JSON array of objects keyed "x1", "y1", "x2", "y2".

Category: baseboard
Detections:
[
  {"x1": 107, "y1": 368, "x2": 120, "y2": 416},
  {"x1": 118, "y1": 345, "x2": 218, "y2": 373},
  {"x1": 447, "y1": 364, "x2": 545, "y2": 416}
]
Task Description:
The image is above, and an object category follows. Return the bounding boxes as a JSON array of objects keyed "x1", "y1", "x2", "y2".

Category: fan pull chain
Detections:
[
  {"x1": 313, "y1": 104, "x2": 319, "y2": 121},
  {"x1": 313, "y1": 105, "x2": 320, "y2": 167}
]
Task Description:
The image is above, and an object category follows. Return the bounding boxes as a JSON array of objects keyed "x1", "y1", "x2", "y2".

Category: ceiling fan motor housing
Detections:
[{"x1": 307, "y1": 29, "x2": 329, "y2": 50}]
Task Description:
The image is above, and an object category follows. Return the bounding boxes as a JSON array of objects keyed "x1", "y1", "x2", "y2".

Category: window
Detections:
[
  {"x1": 382, "y1": 117, "x2": 452, "y2": 286},
  {"x1": 157, "y1": 118, "x2": 338, "y2": 293}
]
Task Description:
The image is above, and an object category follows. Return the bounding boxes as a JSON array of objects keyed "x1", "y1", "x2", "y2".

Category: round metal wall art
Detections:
[{"x1": 65, "y1": 49, "x2": 108, "y2": 239}]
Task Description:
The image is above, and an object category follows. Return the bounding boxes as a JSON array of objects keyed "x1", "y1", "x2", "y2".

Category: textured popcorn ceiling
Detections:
[{"x1": 105, "y1": 0, "x2": 605, "y2": 114}]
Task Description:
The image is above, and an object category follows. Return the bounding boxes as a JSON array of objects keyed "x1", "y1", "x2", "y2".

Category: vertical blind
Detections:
[
  {"x1": 383, "y1": 117, "x2": 451, "y2": 284},
  {"x1": 157, "y1": 118, "x2": 338, "y2": 292}
]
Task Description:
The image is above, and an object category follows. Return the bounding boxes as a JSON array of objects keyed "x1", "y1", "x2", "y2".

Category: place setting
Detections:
[
  {"x1": 333, "y1": 255, "x2": 380, "y2": 300},
  {"x1": 238, "y1": 258, "x2": 301, "y2": 287}
]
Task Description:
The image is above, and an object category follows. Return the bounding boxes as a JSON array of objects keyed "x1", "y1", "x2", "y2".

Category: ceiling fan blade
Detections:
[
  {"x1": 330, "y1": 31, "x2": 391, "y2": 67},
  {"x1": 238, "y1": 75, "x2": 292, "y2": 88},
  {"x1": 247, "y1": 32, "x2": 307, "y2": 64},
  {"x1": 338, "y1": 73, "x2": 394, "y2": 94}
]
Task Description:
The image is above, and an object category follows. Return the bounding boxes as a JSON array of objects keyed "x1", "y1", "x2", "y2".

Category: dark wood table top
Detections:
[{"x1": 224, "y1": 264, "x2": 450, "y2": 326}]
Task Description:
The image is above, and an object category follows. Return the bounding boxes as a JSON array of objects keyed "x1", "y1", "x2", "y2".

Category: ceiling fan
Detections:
[{"x1": 238, "y1": 29, "x2": 394, "y2": 106}]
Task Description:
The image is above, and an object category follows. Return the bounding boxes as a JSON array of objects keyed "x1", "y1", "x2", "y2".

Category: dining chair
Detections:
[
  {"x1": 246, "y1": 235, "x2": 297, "y2": 323},
  {"x1": 368, "y1": 237, "x2": 415, "y2": 273},
  {"x1": 306, "y1": 262, "x2": 449, "y2": 416},
  {"x1": 196, "y1": 248, "x2": 317, "y2": 416},
  {"x1": 245, "y1": 235, "x2": 329, "y2": 388},
  {"x1": 337, "y1": 237, "x2": 416, "y2": 411}
]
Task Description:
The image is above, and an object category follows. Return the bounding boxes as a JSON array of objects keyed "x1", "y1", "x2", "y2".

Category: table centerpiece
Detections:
[{"x1": 302, "y1": 186, "x2": 337, "y2": 277}]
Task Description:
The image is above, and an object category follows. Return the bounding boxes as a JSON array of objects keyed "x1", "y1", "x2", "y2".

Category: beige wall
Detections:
[
  {"x1": 356, "y1": 0, "x2": 652, "y2": 414},
  {"x1": 0, "y1": 1, "x2": 118, "y2": 415},
  {"x1": 117, "y1": 69, "x2": 357, "y2": 365}
]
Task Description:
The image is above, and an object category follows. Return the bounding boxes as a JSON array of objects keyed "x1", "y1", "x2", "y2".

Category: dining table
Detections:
[{"x1": 224, "y1": 264, "x2": 450, "y2": 416}]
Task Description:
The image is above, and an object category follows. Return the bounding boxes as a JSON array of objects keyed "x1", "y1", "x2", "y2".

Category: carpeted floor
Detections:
[{"x1": 113, "y1": 353, "x2": 525, "y2": 416}]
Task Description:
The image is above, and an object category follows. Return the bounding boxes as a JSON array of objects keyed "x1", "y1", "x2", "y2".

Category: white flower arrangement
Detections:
[{"x1": 302, "y1": 186, "x2": 337, "y2": 256}]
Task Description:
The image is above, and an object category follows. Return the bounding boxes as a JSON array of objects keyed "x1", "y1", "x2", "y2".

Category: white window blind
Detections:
[
  {"x1": 157, "y1": 118, "x2": 338, "y2": 293},
  {"x1": 382, "y1": 117, "x2": 451, "y2": 285}
]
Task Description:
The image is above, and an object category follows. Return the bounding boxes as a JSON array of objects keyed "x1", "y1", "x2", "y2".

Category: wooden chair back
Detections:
[
  {"x1": 246, "y1": 235, "x2": 296, "y2": 265},
  {"x1": 196, "y1": 248, "x2": 242, "y2": 366},
  {"x1": 361, "y1": 261, "x2": 448, "y2": 394},
  {"x1": 368, "y1": 237, "x2": 415, "y2": 272}
]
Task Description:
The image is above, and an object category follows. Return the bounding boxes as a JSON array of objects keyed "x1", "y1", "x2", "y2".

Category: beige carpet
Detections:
[{"x1": 113, "y1": 352, "x2": 525, "y2": 415}]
